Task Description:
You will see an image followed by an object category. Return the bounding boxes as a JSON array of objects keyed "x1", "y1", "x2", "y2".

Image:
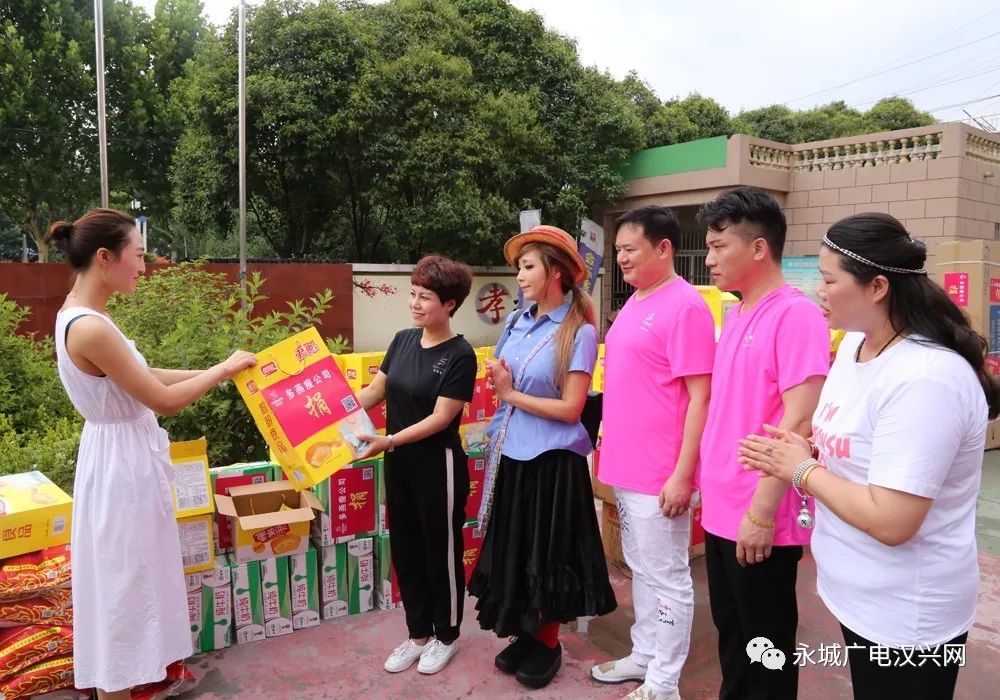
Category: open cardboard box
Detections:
[{"x1": 215, "y1": 481, "x2": 322, "y2": 563}]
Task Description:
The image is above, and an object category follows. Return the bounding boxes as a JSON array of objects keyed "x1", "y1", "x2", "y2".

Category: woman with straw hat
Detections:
[{"x1": 468, "y1": 225, "x2": 617, "y2": 689}]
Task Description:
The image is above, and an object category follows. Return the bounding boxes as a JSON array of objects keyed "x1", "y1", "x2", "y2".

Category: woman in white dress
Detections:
[{"x1": 49, "y1": 209, "x2": 256, "y2": 700}]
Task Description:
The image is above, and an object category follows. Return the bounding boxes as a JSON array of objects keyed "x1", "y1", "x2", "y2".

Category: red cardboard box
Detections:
[
  {"x1": 462, "y1": 523, "x2": 483, "y2": 585},
  {"x1": 310, "y1": 463, "x2": 377, "y2": 546},
  {"x1": 465, "y1": 455, "x2": 486, "y2": 523}
]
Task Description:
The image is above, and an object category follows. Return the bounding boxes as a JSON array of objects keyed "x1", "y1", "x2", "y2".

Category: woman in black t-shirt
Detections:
[{"x1": 355, "y1": 255, "x2": 477, "y2": 677}]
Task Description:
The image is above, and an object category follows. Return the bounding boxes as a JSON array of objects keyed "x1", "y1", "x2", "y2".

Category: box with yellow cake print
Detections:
[
  {"x1": 215, "y1": 481, "x2": 322, "y2": 563},
  {"x1": 234, "y1": 327, "x2": 377, "y2": 490}
]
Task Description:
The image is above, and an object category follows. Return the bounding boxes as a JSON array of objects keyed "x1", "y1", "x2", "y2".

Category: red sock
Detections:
[{"x1": 533, "y1": 621, "x2": 560, "y2": 648}]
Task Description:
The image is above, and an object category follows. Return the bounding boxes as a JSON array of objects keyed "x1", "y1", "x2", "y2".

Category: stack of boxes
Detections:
[
  {"x1": 334, "y1": 351, "x2": 385, "y2": 617},
  {"x1": 0, "y1": 472, "x2": 76, "y2": 698},
  {"x1": 214, "y1": 478, "x2": 323, "y2": 642},
  {"x1": 186, "y1": 562, "x2": 233, "y2": 653},
  {"x1": 169, "y1": 438, "x2": 234, "y2": 655}
]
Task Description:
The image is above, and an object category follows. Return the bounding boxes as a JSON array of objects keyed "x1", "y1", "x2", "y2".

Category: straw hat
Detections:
[{"x1": 503, "y1": 225, "x2": 588, "y2": 285}]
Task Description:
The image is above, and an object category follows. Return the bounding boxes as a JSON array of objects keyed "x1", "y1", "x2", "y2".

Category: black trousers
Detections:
[
  {"x1": 705, "y1": 532, "x2": 803, "y2": 700},
  {"x1": 841, "y1": 624, "x2": 967, "y2": 700},
  {"x1": 385, "y1": 444, "x2": 469, "y2": 643}
]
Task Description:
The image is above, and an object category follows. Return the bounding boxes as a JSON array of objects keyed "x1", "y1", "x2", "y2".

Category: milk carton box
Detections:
[
  {"x1": 375, "y1": 534, "x2": 402, "y2": 610},
  {"x1": 229, "y1": 557, "x2": 265, "y2": 644},
  {"x1": 318, "y1": 544, "x2": 348, "y2": 620},
  {"x1": 336, "y1": 537, "x2": 374, "y2": 615},
  {"x1": 186, "y1": 562, "x2": 233, "y2": 653},
  {"x1": 260, "y1": 555, "x2": 293, "y2": 637},
  {"x1": 290, "y1": 547, "x2": 320, "y2": 629}
]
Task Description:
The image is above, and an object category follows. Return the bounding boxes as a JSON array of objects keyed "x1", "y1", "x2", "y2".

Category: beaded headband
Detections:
[{"x1": 822, "y1": 236, "x2": 927, "y2": 275}]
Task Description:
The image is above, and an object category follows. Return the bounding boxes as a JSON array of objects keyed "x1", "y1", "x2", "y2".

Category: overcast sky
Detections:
[{"x1": 136, "y1": 0, "x2": 1000, "y2": 128}]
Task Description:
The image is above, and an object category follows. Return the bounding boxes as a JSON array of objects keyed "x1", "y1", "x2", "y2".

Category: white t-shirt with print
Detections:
[{"x1": 810, "y1": 332, "x2": 986, "y2": 647}]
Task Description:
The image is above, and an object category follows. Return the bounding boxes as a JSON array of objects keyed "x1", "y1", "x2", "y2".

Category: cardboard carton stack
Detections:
[
  {"x1": 185, "y1": 562, "x2": 233, "y2": 653},
  {"x1": 0, "y1": 472, "x2": 77, "y2": 698},
  {"x1": 171, "y1": 438, "x2": 218, "y2": 577},
  {"x1": 229, "y1": 557, "x2": 266, "y2": 644}
]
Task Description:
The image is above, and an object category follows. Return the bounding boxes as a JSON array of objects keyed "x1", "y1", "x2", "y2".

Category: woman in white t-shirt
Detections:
[{"x1": 736, "y1": 212, "x2": 999, "y2": 700}]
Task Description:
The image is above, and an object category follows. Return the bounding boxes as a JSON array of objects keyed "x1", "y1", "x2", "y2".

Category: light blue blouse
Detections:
[{"x1": 486, "y1": 300, "x2": 598, "y2": 460}]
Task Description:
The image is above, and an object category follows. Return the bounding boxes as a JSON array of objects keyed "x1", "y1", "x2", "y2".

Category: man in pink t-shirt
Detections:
[
  {"x1": 699, "y1": 188, "x2": 829, "y2": 700},
  {"x1": 590, "y1": 206, "x2": 715, "y2": 700}
]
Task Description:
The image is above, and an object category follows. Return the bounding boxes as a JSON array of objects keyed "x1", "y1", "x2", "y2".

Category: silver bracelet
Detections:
[
  {"x1": 791, "y1": 458, "x2": 818, "y2": 498},
  {"x1": 792, "y1": 458, "x2": 819, "y2": 530}
]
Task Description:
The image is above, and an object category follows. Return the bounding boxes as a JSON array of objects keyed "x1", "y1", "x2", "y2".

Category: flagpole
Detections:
[
  {"x1": 238, "y1": 1, "x2": 248, "y2": 305},
  {"x1": 93, "y1": 0, "x2": 109, "y2": 207}
]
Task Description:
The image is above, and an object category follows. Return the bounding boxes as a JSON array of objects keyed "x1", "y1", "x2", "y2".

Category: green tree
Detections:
[
  {"x1": 170, "y1": 0, "x2": 648, "y2": 263},
  {"x1": 0, "y1": 0, "x2": 95, "y2": 262},
  {"x1": 106, "y1": 0, "x2": 211, "y2": 253},
  {"x1": 0, "y1": 0, "x2": 211, "y2": 261},
  {"x1": 668, "y1": 94, "x2": 732, "y2": 140},
  {"x1": 864, "y1": 97, "x2": 934, "y2": 133},
  {"x1": 732, "y1": 104, "x2": 800, "y2": 144}
]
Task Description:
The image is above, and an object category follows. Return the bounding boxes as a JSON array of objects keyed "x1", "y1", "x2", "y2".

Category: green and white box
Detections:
[
  {"x1": 187, "y1": 562, "x2": 233, "y2": 654},
  {"x1": 319, "y1": 545, "x2": 348, "y2": 620},
  {"x1": 337, "y1": 537, "x2": 374, "y2": 615},
  {"x1": 260, "y1": 555, "x2": 293, "y2": 637},
  {"x1": 375, "y1": 534, "x2": 402, "y2": 610},
  {"x1": 376, "y1": 458, "x2": 389, "y2": 535},
  {"x1": 229, "y1": 556, "x2": 265, "y2": 644},
  {"x1": 290, "y1": 547, "x2": 320, "y2": 629}
]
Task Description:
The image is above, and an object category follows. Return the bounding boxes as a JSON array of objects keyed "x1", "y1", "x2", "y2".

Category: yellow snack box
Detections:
[
  {"x1": 339, "y1": 352, "x2": 385, "y2": 394},
  {"x1": 177, "y1": 513, "x2": 216, "y2": 574},
  {"x1": 0, "y1": 472, "x2": 72, "y2": 559},
  {"x1": 170, "y1": 437, "x2": 214, "y2": 519},
  {"x1": 234, "y1": 327, "x2": 377, "y2": 490},
  {"x1": 215, "y1": 481, "x2": 323, "y2": 563}
]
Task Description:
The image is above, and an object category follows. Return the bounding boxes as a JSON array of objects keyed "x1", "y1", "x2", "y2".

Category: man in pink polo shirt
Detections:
[
  {"x1": 698, "y1": 188, "x2": 829, "y2": 700},
  {"x1": 590, "y1": 206, "x2": 715, "y2": 700}
]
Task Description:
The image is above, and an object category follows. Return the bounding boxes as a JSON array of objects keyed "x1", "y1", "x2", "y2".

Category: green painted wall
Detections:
[{"x1": 622, "y1": 135, "x2": 728, "y2": 180}]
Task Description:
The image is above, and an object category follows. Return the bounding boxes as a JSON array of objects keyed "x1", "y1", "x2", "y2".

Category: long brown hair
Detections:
[{"x1": 519, "y1": 242, "x2": 596, "y2": 389}]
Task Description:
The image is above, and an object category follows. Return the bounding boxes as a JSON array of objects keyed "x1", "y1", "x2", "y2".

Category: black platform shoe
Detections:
[
  {"x1": 495, "y1": 635, "x2": 541, "y2": 674},
  {"x1": 515, "y1": 641, "x2": 562, "y2": 689}
]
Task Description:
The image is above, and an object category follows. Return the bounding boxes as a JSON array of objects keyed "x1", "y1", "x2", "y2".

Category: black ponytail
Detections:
[{"x1": 826, "y1": 213, "x2": 1000, "y2": 419}]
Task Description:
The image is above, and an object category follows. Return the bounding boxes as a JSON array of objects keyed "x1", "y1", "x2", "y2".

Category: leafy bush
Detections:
[
  {"x1": 0, "y1": 295, "x2": 76, "y2": 433},
  {"x1": 108, "y1": 263, "x2": 349, "y2": 466},
  {"x1": 0, "y1": 295, "x2": 81, "y2": 493}
]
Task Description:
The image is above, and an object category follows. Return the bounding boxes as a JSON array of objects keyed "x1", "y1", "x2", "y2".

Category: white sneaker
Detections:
[
  {"x1": 417, "y1": 638, "x2": 459, "y2": 674},
  {"x1": 384, "y1": 638, "x2": 425, "y2": 673},
  {"x1": 591, "y1": 655, "x2": 647, "y2": 684},
  {"x1": 623, "y1": 684, "x2": 680, "y2": 700}
]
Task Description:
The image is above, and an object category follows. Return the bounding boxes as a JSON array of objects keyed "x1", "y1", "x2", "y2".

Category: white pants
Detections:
[{"x1": 616, "y1": 488, "x2": 694, "y2": 694}]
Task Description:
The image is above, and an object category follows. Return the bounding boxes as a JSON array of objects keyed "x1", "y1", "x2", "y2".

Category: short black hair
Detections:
[
  {"x1": 697, "y1": 187, "x2": 786, "y2": 261},
  {"x1": 614, "y1": 205, "x2": 681, "y2": 250}
]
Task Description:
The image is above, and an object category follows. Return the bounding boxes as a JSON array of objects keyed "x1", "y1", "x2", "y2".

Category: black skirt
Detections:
[{"x1": 467, "y1": 449, "x2": 617, "y2": 637}]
